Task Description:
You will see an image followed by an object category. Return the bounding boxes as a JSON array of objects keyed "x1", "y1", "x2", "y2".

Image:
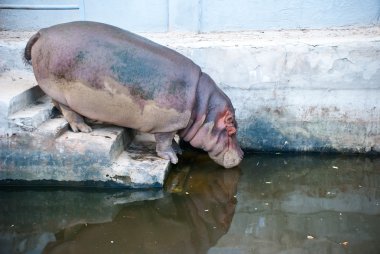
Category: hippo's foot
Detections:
[
  {"x1": 69, "y1": 121, "x2": 93, "y2": 133},
  {"x1": 53, "y1": 100, "x2": 92, "y2": 133},
  {"x1": 155, "y1": 132, "x2": 180, "y2": 164}
]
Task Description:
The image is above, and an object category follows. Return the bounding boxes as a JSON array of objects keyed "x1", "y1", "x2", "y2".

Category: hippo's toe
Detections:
[
  {"x1": 70, "y1": 122, "x2": 92, "y2": 133},
  {"x1": 157, "y1": 149, "x2": 179, "y2": 164}
]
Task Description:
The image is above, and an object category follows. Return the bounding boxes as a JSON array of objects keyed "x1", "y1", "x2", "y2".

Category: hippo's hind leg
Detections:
[
  {"x1": 154, "y1": 132, "x2": 181, "y2": 164},
  {"x1": 53, "y1": 100, "x2": 92, "y2": 133}
]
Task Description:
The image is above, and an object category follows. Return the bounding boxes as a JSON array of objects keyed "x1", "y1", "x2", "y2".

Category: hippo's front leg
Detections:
[
  {"x1": 154, "y1": 132, "x2": 180, "y2": 164},
  {"x1": 53, "y1": 100, "x2": 92, "y2": 133}
]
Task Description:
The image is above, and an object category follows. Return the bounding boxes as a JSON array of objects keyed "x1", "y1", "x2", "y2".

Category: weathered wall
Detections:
[
  {"x1": 148, "y1": 28, "x2": 380, "y2": 152},
  {"x1": 1, "y1": 0, "x2": 379, "y2": 32},
  {"x1": 0, "y1": 0, "x2": 83, "y2": 31},
  {"x1": 198, "y1": 0, "x2": 380, "y2": 32}
]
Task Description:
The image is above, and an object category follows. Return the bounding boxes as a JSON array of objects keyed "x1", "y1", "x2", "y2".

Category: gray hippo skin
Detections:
[{"x1": 24, "y1": 21, "x2": 243, "y2": 168}]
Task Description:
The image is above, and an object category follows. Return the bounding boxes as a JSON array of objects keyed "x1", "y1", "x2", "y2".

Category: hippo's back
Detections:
[{"x1": 31, "y1": 21, "x2": 201, "y2": 133}]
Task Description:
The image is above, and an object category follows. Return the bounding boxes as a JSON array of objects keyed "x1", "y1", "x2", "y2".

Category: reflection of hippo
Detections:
[
  {"x1": 24, "y1": 21, "x2": 243, "y2": 168},
  {"x1": 43, "y1": 163, "x2": 240, "y2": 253}
]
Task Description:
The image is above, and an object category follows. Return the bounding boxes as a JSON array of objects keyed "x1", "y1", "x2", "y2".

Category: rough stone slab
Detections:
[
  {"x1": 8, "y1": 96, "x2": 53, "y2": 132},
  {"x1": 0, "y1": 125, "x2": 171, "y2": 188},
  {"x1": 36, "y1": 117, "x2": 69, "y2": 138},
  {"x1": 104, "y1": 135, "x2": 170, "y2": 188},
  {"x1": 0, "y1": 126, "x2": 127, "y2": 182},
  {"x1": 0, "y1": 71, "x2": 42, "y2": 115},
  {"x1": 54, "y1": 125, "x2": 128, "y2": 163},
  {"x1": 0, "y1": 71, "x2": 45, "y2": 135},
  {"x1": 109, "y1": 150, "x2": 170, "y2": 188}
]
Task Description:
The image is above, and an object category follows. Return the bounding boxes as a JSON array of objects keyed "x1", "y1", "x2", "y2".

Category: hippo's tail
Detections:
[{"x1": 24, "y1": 32, "x2": 40, "y2": 65}]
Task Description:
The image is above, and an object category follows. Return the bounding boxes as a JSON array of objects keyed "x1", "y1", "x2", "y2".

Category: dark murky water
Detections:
[{"x1": 1, "y1": 152, "x2": 380, "y2": 254}]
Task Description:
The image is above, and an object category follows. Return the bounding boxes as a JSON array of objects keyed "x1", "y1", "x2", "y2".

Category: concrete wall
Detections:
[
  {"x1": 199, "y1": 0, "x2": 380, "y2": 32},
  {"x1": 1, "y1": 0, "x2": 379, "y2": 32},
  {"x1": 84, "y1": 0, "x2": 168, "y2": 32},
  {"x1": 0, "y1": 0, "x2": 83, "y2": 31},
  {"x1": 148, "y1": 29, "x2": 380, "y2": 152}
]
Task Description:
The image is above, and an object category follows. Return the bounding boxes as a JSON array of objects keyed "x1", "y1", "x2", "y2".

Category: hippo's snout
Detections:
[
  {"x1": 223, "y1": 147, "x2": 244, "y2": 168},
  {"x1": 210, "y1": 146, "x2": 244, "y2": 168}
]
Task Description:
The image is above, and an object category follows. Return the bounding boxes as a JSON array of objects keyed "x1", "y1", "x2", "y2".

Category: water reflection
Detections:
[
  {"x1": 0, "y1": 189, "x2": 163, "y2": 254},
  {"x1": 43, "y1": 155, "x2": 240, "y2": 254}
]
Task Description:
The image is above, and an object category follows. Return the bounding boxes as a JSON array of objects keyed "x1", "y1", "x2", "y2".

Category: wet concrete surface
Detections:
[{"x1": 0, "y1": 152, "x2": 379, "y2": 254}]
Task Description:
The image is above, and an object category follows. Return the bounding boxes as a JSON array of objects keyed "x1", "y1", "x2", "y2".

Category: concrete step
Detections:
[
  {"x1": 8, "y1": 95, "x2": 53, "y2": 132},
  {"x1": 0, "y1": 71, "x2": 43, "y2": 116},
  {"x1": 36, "y1": 117, "x2": 69, "y2": 138},
  {"x1": 108, "y1": 141, "x2": 170, "y2": 188},
  {"x1": 0, "y1": 71, "x2": 44, "y2": 135},
  {"x1": 55, "y1": 125, "x2": 129, "y2": 162},
  {"x1": 0, "y1": 122, "x2": 171, "y2": 188}
]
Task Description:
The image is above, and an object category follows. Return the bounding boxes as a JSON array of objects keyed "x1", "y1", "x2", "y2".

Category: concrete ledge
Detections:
[
  {"x1": 0, "y1": 70, "x2": 43, "y2": 135},
  {"x1": 8, "y1": 96, "x2": 53, "y2": 131},
  {"x1": 0, "y1": 124, "x2": 171, "y2": 188}
]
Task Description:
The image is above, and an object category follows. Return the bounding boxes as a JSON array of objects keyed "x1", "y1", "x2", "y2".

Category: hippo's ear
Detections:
[{"x1": 224, "y1": 111, "x2": 237, "y2": 136}]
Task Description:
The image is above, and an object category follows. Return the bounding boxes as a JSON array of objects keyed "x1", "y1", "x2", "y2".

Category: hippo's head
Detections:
[
  {"x1": 180, "y1": 72, "x2": 244, "y2": 168},
  {"x1": 188, "y1": 108, "x2": 244, "y2": 168},
  {"x1": 207, "y1": 110, "x2": 244, "y2": 168}
]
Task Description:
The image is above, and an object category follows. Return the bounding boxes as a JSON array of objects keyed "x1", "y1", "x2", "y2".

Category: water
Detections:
[{"x1": 1, "y1": 152, "x2": 380, "y2": 254}]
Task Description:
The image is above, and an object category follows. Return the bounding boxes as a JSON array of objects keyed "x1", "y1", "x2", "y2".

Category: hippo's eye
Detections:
[{"x1": 224, "y1": 111, "x2": 234, "y2": 124}]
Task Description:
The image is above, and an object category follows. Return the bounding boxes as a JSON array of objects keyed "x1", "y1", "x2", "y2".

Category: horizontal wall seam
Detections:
[{"x1": 0, "y1": 4, "x2": 80, "y2": 10}]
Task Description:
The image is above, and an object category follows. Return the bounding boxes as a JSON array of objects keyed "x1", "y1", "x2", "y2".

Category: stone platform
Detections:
[{"x1": 0, "y1": 73, "x2": 170, "y2": 188}]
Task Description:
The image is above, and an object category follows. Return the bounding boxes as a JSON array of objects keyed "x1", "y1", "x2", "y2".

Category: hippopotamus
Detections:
[{"x1": 24, "y1": 21, "x2": 243, "y2": 168}]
